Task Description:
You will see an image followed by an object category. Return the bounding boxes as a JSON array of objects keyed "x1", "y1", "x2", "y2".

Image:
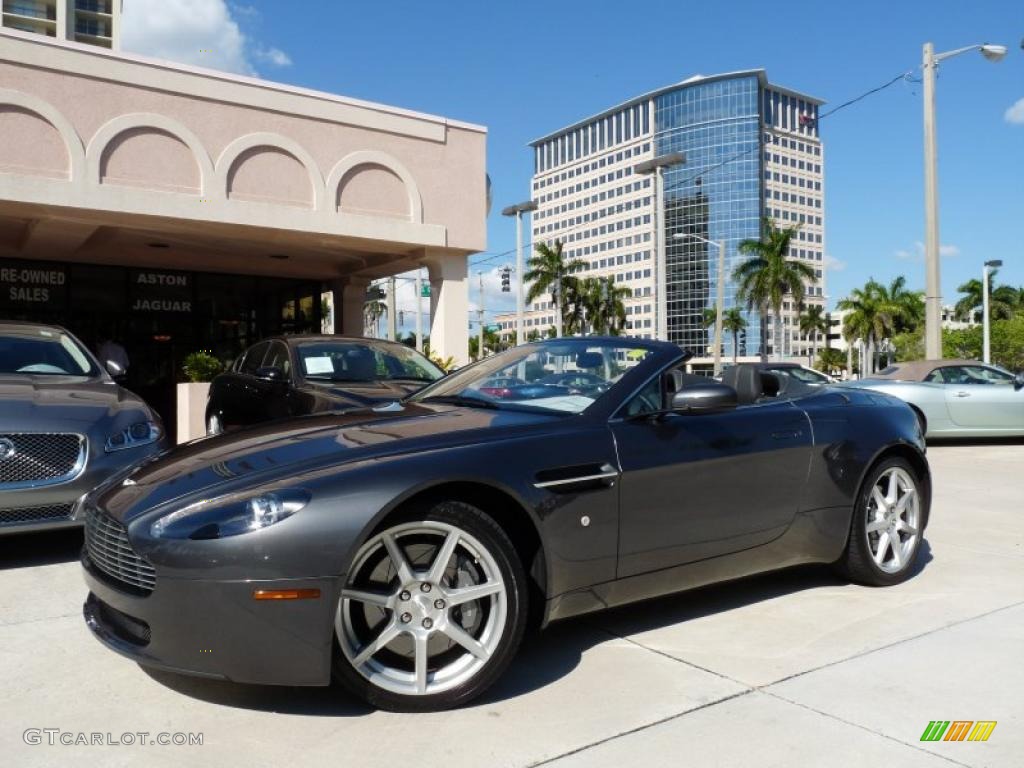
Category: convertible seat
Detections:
[{"x1": 721, "y1": 365, "x2": 764, "y2": 405}]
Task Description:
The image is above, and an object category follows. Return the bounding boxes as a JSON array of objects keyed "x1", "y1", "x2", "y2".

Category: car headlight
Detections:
[
  {"x1": 105, "y1": 421, "x2": 162, "y2": 452},
  {"x1": 149, "y1": 489, "x2": 310, "y2": 539}
]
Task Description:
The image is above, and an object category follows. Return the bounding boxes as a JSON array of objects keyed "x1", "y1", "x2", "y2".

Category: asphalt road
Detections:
[{"x1": 1, "y1": 442, "x2": 1021, "y2": 767}]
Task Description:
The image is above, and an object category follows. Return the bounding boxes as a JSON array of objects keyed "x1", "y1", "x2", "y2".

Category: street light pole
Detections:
[
  {"x1": 501, "y1": 201, "x2": 538, "y2": 345},
  {"x1": 477, "y1": 271, "x2": 485, "y2": 361},
  {"x1": 983, "y1": 259, "x2": 1003, "y2": 364},
  {"x1": 921, "y1": 40, "x2": 1008, "y2": 360},
  {"x1": 414, "y1": 268, "x2": 424, "y2": 352},
  {"x1": 674, "y1": 232, "x2": 726, "y2": 375},
  {"x1": 634, "y1": 152, "x2": 686, "y2": 342},
  {"x1": 922, "y1": 42, "x2": 941, "y2": 360}
]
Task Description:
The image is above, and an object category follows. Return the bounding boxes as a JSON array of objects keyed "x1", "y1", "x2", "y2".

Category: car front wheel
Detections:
[
  {"x1": 837, "y1": 457, "x2": 926, "y2": 586},
  {"x1": 334, "y1": 501, "x2": 527, "y2": 711}
]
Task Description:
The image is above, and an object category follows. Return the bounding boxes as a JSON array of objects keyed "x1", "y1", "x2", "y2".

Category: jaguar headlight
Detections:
[
  {"x1": 150, "y1": 489, "x2": 310, "y2": 539},
  {"x1": 106, "y1": 421, "x2": 162, "y2": 452}
]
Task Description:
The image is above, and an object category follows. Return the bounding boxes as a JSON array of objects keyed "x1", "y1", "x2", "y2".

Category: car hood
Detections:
[
  {"x1": 97, "y1": 403, "x2": 566, "y2": 523},
  {"x1": 0, "y1": 374, "x2": 152, "y2": 432}
]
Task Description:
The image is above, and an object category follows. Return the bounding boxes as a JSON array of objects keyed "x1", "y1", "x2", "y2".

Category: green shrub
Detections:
[{"x1": 182, "y1": 351, "x2": 223, "y2": 383}]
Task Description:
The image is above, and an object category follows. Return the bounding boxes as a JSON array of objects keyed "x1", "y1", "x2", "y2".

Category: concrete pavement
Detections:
[{"x1": 1, "y1": 442, "x2": 1021, "y2": 767}]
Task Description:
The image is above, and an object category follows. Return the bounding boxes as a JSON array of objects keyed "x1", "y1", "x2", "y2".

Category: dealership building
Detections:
[{"x1": 0, "y1": 28, "x2": 486, "y2": 431}]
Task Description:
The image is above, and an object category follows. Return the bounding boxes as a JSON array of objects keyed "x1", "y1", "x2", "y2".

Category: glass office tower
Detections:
[
  {"x1": 656, "y1": 74, "x2": 762, "y2": 356},
  {"x1": 514, "y1": 71, "x2": 825, "y2": 363}
]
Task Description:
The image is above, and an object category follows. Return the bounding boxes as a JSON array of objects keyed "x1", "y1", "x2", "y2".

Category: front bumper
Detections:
[
  {"x1": 0, "y1": 440, "x2": 166, "y2": 535},
  {"x1": 82, "y1": 551, "x2": 338, "y2": 686}
]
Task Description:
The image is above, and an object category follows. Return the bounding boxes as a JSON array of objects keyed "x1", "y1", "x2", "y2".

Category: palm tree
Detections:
[
  {"x1": 993, "y1": 284, "x2": 1024, "y2": 318},
  {"x1": 734, "y1": 218, "x2": 817, "y2": 360},
  {"x1": 585, "y1": 277, "x2": 630, "y2": 335},
  {"x1": 871, "y1": 275, "x2": 924, "y2": 333},
  {"x1": 721, "y1": 307, "x2": 748, "y2": 364},
  {"x1": 525, "y1": 240, "x2": 586, "y2": 337},
  {"x1": 797, "y1": 304, "x2": 829, "y2": 367},
  {"x1": 363, "y1": 283, "x2": 387, "y2": 337},
  {"x1": 837, "y1": 279, "x2": 893, "y2": 375},
  {"x1": 563, "y1": 279, "x2": 590, "y2": 336},
  {"x1": 955, "y1": 270, "x2": 1015, "y2": 323}
]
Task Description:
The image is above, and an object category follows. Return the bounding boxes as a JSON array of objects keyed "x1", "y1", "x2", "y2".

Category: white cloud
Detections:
[
  {"x1": 1005, "y1": 97, "x2": 1024, "y2": 125},
  {"x1": 122, "y1": 0, "x2": 290, "y2": 76},
  {"x1": 254, "y1": 46, "x2": 292, "y2": 68},
  {"x1": 824, "y1": 254, "x2": 846, "y2": 272},
  {"x1": 895, "y1": 241, "x2": 959, "y2": 262}
]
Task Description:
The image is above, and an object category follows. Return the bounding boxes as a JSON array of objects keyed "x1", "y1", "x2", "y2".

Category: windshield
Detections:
[
  {"x1": 767, "y1": 366, "x2": 829, "y2": 384},
  {"x1": 409, "y1": 339, "x2": 656, "y2": 414},
  {"x1": 296, "y1": 341, "x2": 443, "y2": 383},
  {"x1": 0, "y1": 327, "x2": 98, "y2": 376}
]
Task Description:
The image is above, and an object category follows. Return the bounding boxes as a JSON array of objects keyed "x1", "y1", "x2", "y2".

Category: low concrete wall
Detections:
[{"x1": 175, "y1": 382, "x2": 210, "y2": 444}]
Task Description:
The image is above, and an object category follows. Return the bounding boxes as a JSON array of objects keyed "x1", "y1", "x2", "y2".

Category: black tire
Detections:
[
  {"x1": 835, "y1": 456, "x2": 927, "y2": 586},
  {"x1": 333, "y1": 500, "x2": 528, "y2": 712}
]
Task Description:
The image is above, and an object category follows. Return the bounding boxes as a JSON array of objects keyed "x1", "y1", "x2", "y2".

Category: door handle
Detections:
[
  {"x1": 771, "y1": 429, "x2": 803, "y2": 440},
  {"x1": 954, "y1": 391, "x2": 970, "y2": 398}
]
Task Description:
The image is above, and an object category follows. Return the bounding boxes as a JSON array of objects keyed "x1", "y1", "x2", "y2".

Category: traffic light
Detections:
[{"x1": 501, "y1": 267, "x2": 511, "y2": 293}]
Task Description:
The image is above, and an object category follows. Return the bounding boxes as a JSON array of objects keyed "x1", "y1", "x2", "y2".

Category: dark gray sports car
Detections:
[
  {"x1": 81, "y1": 338, "x2": 930, "y2": 711},
  {"x1": 0, "y1": 321, "x2": 167, "y2": 535}
]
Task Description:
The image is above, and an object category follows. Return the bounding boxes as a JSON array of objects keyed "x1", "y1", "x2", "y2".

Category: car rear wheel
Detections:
[
  {"x1": 836, "y1": 457, "x2": 926, "y2": 586},
  {"x1": 333, "y1": 501, "x2": 527, "y2": 711}
]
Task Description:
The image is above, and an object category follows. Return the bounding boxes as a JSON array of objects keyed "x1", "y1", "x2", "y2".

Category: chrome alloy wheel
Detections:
[
  {"x1": 865, "y1": 466, "x2": 920, "y2": 574},
  {"x1": 337, "y1": 521, "x2": 507, "y2": 696}
]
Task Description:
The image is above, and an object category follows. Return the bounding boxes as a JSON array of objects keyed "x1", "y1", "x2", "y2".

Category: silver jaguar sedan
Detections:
[
  {"x1": 841, "y1": 358, "x2": 1024, "y2": 439},
  {"x1": 0, "y1": 321, "x2": 168, "y2": 535}
]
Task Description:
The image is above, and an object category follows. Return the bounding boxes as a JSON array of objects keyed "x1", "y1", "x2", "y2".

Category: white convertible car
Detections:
[{"x1": 842, "y1": 359, "x2": 1024, "y2": 439}]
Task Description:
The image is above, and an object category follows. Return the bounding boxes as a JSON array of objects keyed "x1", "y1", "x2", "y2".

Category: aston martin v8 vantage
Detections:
[{"x1": 81, "y1": 338, "x2": 930, "y2": 711}]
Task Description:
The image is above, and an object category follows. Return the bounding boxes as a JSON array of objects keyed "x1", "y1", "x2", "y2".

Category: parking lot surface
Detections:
[{"x1": 2, "y1": 442, "x2": 1021, "y2": 768}]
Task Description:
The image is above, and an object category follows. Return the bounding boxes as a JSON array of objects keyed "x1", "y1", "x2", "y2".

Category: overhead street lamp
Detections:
[
  {"x1": 982, "y1": 258, "x2": 1003, "y2": 364},
  {"x1": 634, "y1": 152, "x2": 686, "y2": 341},
  {"x1": 921, "y1": 41, "x2": 1007, "y2": 360},
  {"x1": 674, "y1": 232, "x2": 727, "y2": 375},
  {"x1": 501, "y1": 200, "x2": 538, "y2": 345}
]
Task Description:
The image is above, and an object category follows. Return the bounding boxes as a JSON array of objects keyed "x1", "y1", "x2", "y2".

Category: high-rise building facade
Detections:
[
  {"x1": 2, "y1": 1, "x2": 120, "y2": 49},
  {"x1": 497, "y1": 70, "x2": 826, "y2": 363}
]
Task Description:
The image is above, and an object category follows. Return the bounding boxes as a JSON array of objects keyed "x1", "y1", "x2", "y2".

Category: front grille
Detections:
[
  {"x1": 87, "y1": 594, "x2": 151, "y2": 647},
  {"x1": 0, "y1": 502, "x2": 76, "y2": 527},
  {"x1": 0, "y1": 433, "x2": 85, "y2": 488},
  {"x1": 84, "y1": 506, "x2": 156, "y2": 593}
]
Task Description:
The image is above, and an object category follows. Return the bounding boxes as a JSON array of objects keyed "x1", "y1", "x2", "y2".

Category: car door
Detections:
[
  {"x1": 213, "y1": 343, "x2": 261, "y2": 429},
  {"x1": 610, "y1": 372, "x2": 813, "y2": 578},
  {"x1": 233, "y1": 340, "x2": 270, "y2": 426},
  {"x1": 254, "y1": 340, "x2": 300, "y2": 422},
  {"x1": 929, "y1": 364, "x2": 1024, "y2": 429}
]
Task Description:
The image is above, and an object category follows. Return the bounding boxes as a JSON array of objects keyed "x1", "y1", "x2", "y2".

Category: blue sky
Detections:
[{"x1": 125, "y1": 0, "x2": 1023, "y2": 317}]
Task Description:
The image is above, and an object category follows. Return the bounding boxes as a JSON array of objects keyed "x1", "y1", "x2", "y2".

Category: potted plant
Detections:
[{"x1": 176, "y1": 351, "x2": 224, "y2": 444}]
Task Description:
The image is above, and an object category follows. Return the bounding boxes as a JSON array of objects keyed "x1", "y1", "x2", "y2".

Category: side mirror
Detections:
[
  {"x1": 255, "y1": 366, "x2": 286, "y2": 383},
  {"x1": 104, "y1": 360, "x2": 124, "y2": 377},
  {"x1": 671, "y1": 383, "x2": 738, "y2": 413},
  {"x1": 1015, "y1": 372, "x2": 1024, "y2": 391}
]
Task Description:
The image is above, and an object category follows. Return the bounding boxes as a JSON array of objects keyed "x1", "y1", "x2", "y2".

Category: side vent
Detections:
[{"x1": 533, "y1": 463, "x2": 619, "y2": 493}]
